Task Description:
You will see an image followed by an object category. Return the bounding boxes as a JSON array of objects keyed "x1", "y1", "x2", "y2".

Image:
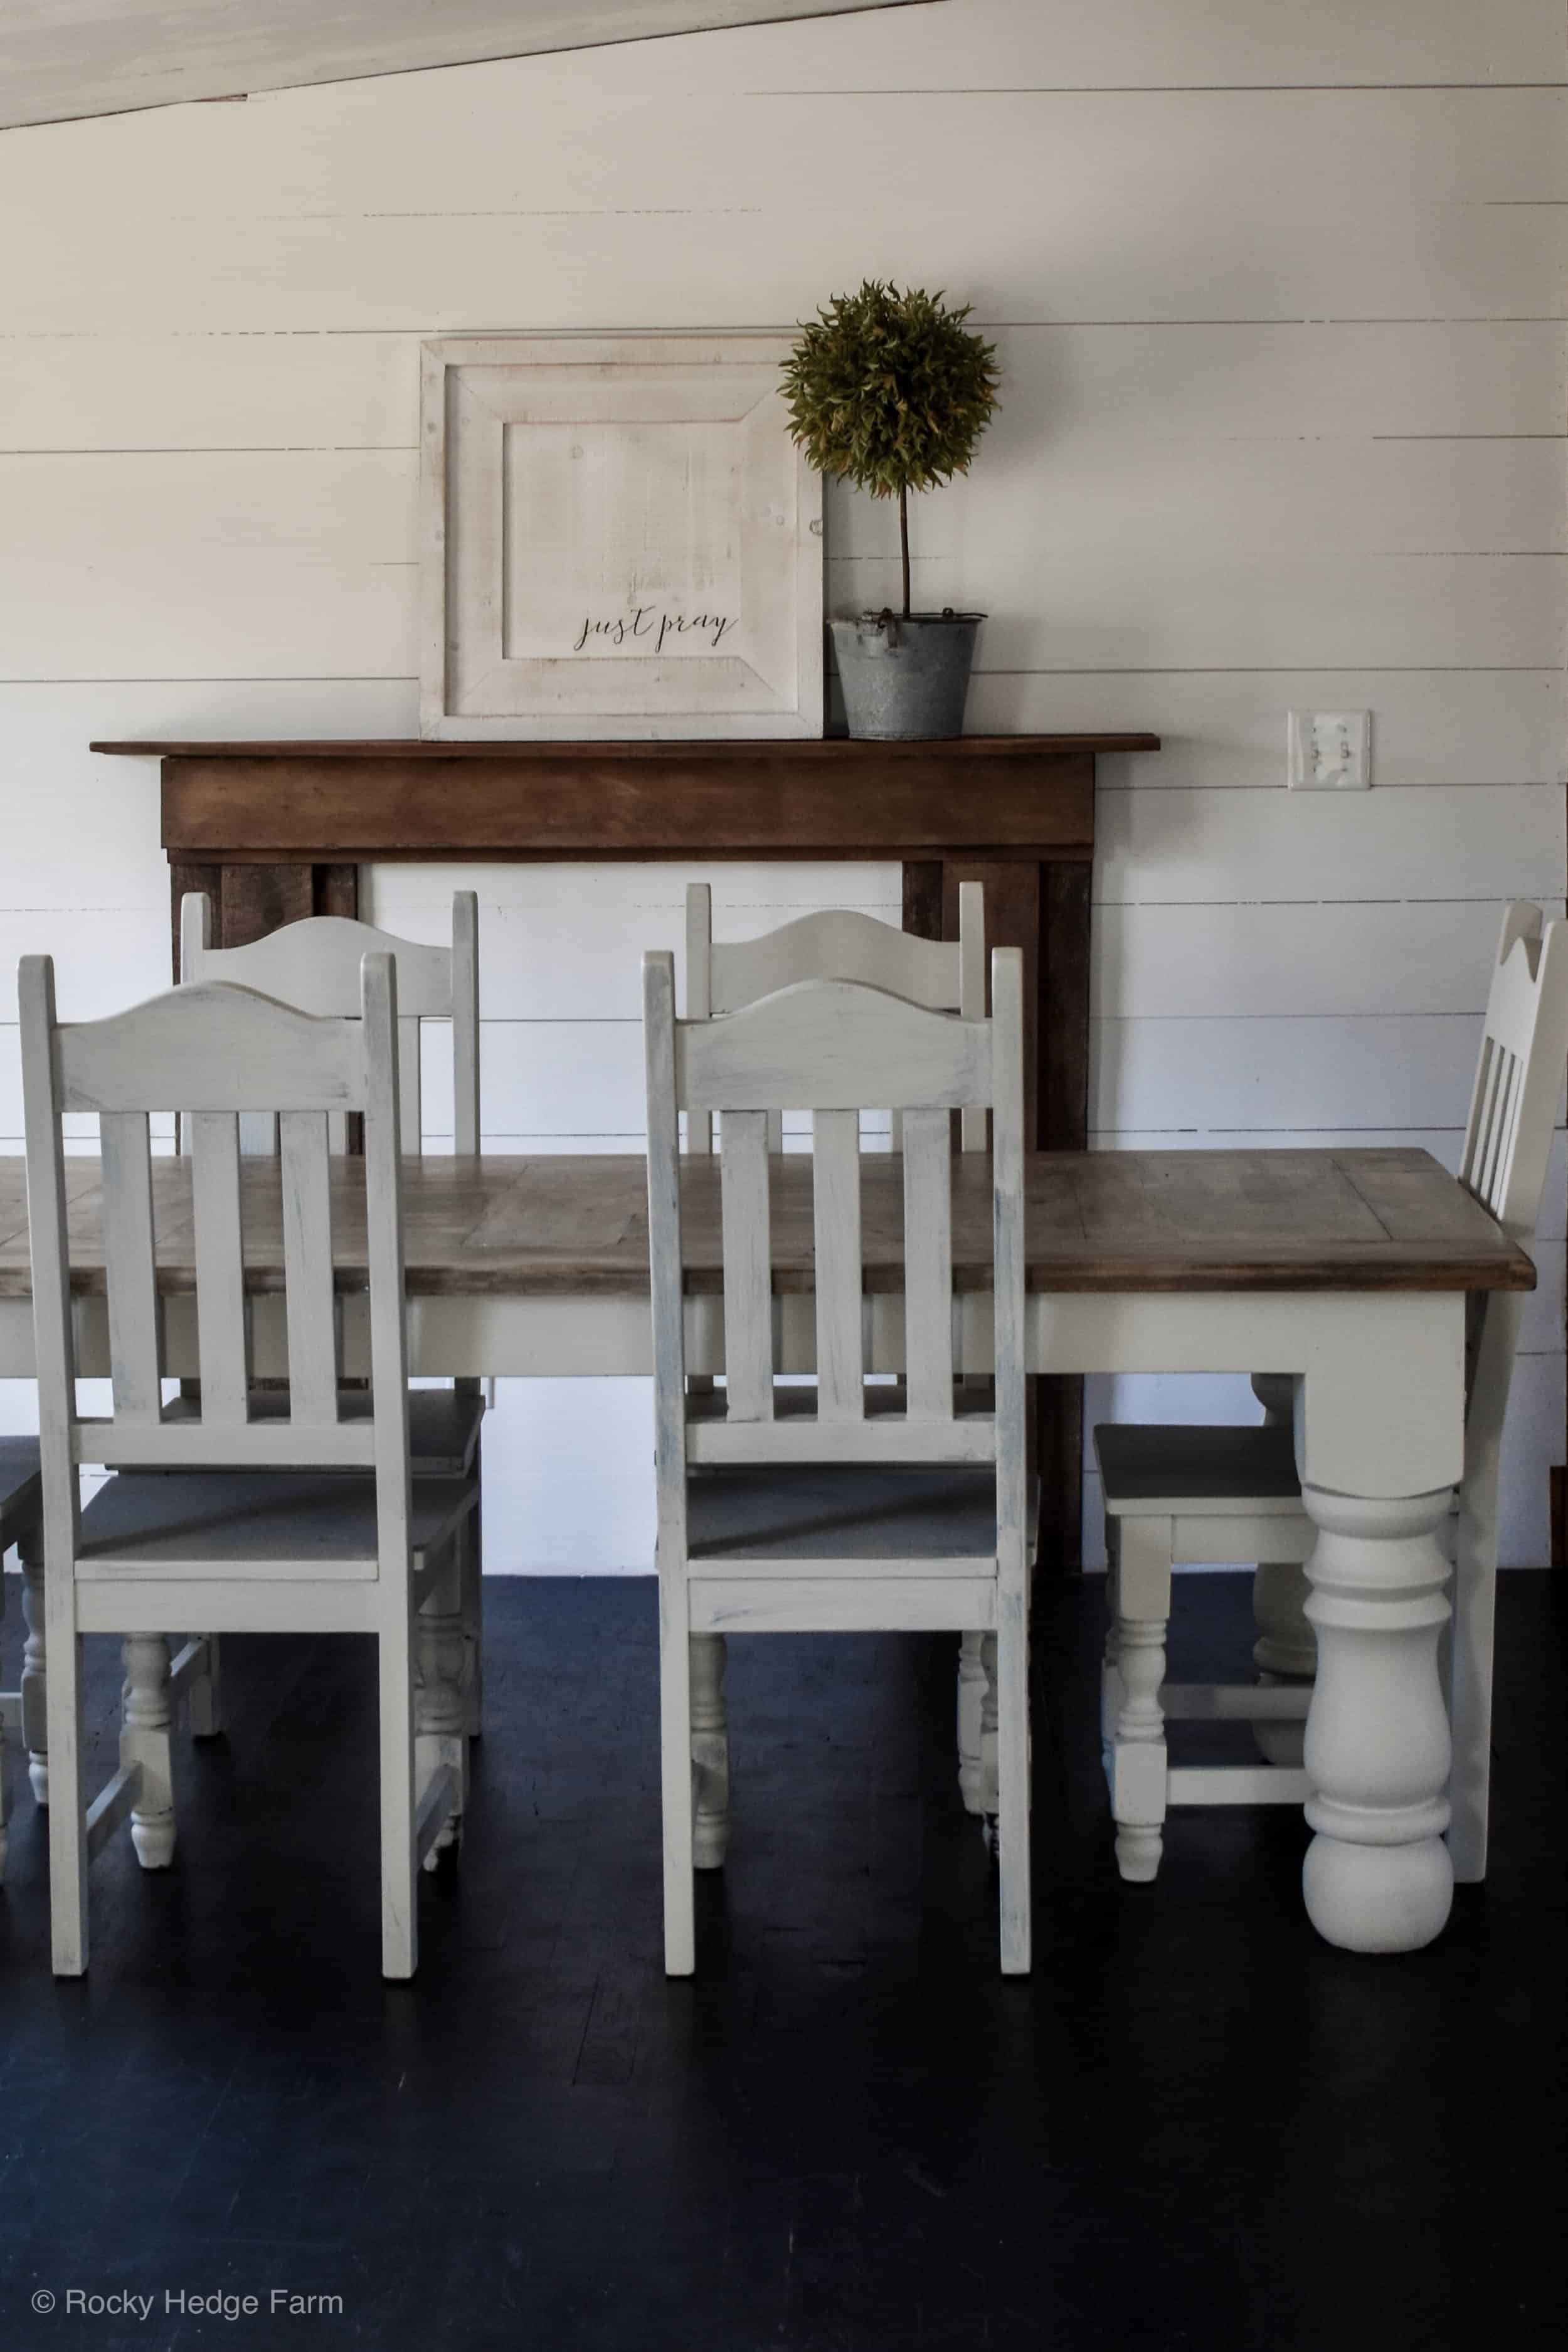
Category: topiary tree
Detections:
[{"x1": 780, "y1": 280, "x2": 1000, "y2": 618}]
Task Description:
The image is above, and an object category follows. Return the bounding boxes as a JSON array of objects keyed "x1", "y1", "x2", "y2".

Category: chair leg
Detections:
[
  {"x1": 186, "y1": 1632, "x2": 223, "y2": 1739},
  {"x1": 20, "y1": 1552, "x2": 48, "y2": 1805},
  {"x1": 1108, "y1": 1518, "x2": 1173, "y2": 1884},
  {"x1": 994, "y1": 1609, "x2": 1032, "y2": 1975},
  {"x1": 690, "y1": 1631, "x2": 730, "y2": 1870},
  {"x1": 416, "y1": 1545, "x2": 467, "y2": 1874},
  {"x1": 1100, "y1": 1534, "x2": 1123, "y2": 1752},
  {"x1": 122, "y1": 1634, "x2": 176, "y2": 1870},
  {"x1": 378, "y1": 1578, "x2": 418, "y2": 1981},
  {"x1": 46, "y1": 1611, "x2": 87, "y2": 1977},
  {"x1": 0, "y1": 1581, "x2": 9, "y2": 1884},
  {"x1": 956, "y1": 1630, "x2": 987, "y2": 1814},
  {"x1": 659, "y1": 1582, "x2": 695, "y2": 1976},
  {"x1": 1251, "y1": 1560, "x2": 1314, "y2": 1769},
  {"x1": 460, "y1": 1449, "x2": 484, "y2": 1739}
]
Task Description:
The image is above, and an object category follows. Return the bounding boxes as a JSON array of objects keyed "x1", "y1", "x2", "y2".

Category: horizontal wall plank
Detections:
[
  {"x1": 6, "y1": 550, "x2": 1557, "y2": 680},
  {"x1": 1093, "y1": 899, "x2": 1568, "y2": 1020},
  {"x1": 1098, "y1": 785, "x2": 1566, "y2": 904},
  {"x1": 832, "y1": 554, "x2": 1566, "y2": 674},
  {"x1": 365, "y1": 865, "x2": 900, "y2": 1020},
  {"x1": 5, "y1": 321, "x2": 1563, "y2": 454},
  {"x1": 7, "y1": 79, "x2": 1560, "y2": 224},
  {"x1": 4, "y1": 91, "x2": 1564, "y2": 333},
  {"x1": 970, "y1": 673, "x2": 1567, "y2": 792},
  {"x1": 827, "y1": 438, "x2": 1568, "y2": 563},
  {"x1": 1091, "y1": 1011, "x2": 1490, "y2": 1130},
  {"x1": 0, "y1": 913, "x2": 167, "y2": 1017},
  {"x1": 731, "y1": 0, "x2": 1568, "y2": 91},
  {"x1": 5, "y1": 443, "x2": 1559, "y2": 679}
]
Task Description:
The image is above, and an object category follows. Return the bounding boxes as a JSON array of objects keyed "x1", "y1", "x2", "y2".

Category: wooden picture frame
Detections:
[{"x1": 420, "y1": 334, "x2": 824, "y2": 740}]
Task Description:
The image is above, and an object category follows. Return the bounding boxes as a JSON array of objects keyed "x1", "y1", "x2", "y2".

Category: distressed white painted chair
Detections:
[
  {"x1": 682, "y1": 881, "x2": 997, "y2": 1851},
  {"x1": 1096, "y1": 903, "x2": 1568, "y2": 1885},
  {"x1": 0, "y1": 1441, "x2": 45, "y2": 1878},
  {"x1": 179, "y1": 891, "x2": 485, "y2": 1735},
  {"x1": 21, "y1": 951, "x2": 477, "y2": 1977},
  {"x1": 644, "y1": 947, "x2": 1032, "y2": 1974}
]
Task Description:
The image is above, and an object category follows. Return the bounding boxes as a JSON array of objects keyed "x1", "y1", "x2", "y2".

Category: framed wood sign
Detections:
[{"x1": 420, "y1": 334, "x2": 824, "y2": 740}]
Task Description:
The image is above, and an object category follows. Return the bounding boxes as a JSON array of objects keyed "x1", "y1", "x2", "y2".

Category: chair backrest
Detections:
[
  {"x1": 180, "y1": 892, "x2": 479, "y2": 1156},
  {"x1": 1458, "y1": 903, "x2": 1568, "y2": 1242},
  {"x1": 20, "y1": 955, "x2": 411, "y2": 1545},
  {"x1": 684, "y1": 883, "x2": 987, "y2": 1153},
  {"x1": 644, "y1": 950, "x2": 1027, "y2": 1558}
]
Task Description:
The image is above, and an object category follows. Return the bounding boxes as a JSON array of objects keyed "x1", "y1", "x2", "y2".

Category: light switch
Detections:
[{"x1": 1288, "y1": 710, "x2": 1370, "y2": 790}]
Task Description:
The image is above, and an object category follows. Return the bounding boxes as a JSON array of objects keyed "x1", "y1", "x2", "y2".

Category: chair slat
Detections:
[
  {"x1": 452, "y1": 890, "x2": 481, "y2": 1156},
  {"x1": 719, "y1": 1111, "x2": 774, "y2": 1422},
  {"x1": 99, "y1": 1111, "x2": 163, "y2": 1422},
  {"x1": 280, "y1": 1112, "x2": 339, "y2": 1425},
  {"x1": 189, "y1": 1113, "x2": 250, "y2": 1425},
  {"x1": 902, "y1": 1109, "x2": 955, "y2": 1419},
  {"x1": 812, "y1": 1110, "x2": 864, "y2": 1419},
  {"x1": 396, "y1": 1017, "x2": 422, "y2": 1156},
  {"x1": 957, "y1": 881, "x2": 987, "y2": 1155}
]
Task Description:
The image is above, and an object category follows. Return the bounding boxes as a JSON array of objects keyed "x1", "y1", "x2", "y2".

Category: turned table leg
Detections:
[{"x1": 1300, "y1": 1483, "x2": 1454, "y2": 1954}]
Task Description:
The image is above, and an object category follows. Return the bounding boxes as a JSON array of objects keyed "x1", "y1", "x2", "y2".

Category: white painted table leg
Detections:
[
  {"x1": 19, "y1": 1555, "x2": 47, "y2": 1805},
  {"x1": 957, "y1": 1630, "x2": 987, "y2": 1813},
  {"x1": 1300, "y1": 1484, "x2": 1454, "y2": 1953},
  {"x1": 690, "y1": 1630, "x2": 729, "y2": 1869},
  {"x1": 415, "y1": 1549, "x2": 467, "y2": 1871},
  {"x1": 122, "y1": 1633, "x2": 176, "y2": 1869}
]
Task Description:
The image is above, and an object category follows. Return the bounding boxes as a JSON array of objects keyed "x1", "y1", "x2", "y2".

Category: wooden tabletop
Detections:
[{"x1": 0, "y1": 1150, "x2": 1533, "y2": 1301}]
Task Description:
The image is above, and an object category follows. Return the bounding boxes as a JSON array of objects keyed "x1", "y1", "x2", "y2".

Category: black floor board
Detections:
[{"x1": 1, "y1": 1569, "x2": 1565, "y2": 2350}]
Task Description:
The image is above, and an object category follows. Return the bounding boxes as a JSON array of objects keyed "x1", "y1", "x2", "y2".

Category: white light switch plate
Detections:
[{"x1": 1288, "y1": 710, "x2": 1370, "y2": 790}]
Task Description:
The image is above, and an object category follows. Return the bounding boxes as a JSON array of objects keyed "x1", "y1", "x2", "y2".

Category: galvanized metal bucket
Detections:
[{"x1": 830, "y1": 610, "x2": 984, "y2": 741}]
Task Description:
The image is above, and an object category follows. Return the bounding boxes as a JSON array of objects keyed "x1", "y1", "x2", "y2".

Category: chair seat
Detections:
[
  {"x1": 1094, "y1": 1422, "x2": 1302, "y2": 1517},
  {"x1": 688, "y1": 1465, "x2": 1033, "y2": 1565},
  {"x1": 0, "y1": 1436, "x2": 42, "y2": 1545},
  {"x1": 78, "y1": 1470, "x2": 475, "y2": 1574},
  {"x1": 162, "y1": 1386, "x2": 484, "y2": 1476}
]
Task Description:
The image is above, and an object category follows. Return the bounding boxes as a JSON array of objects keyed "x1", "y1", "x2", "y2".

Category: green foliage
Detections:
[{"x1": 780, "y1": 280, "x2": 1000, "y2": 501}]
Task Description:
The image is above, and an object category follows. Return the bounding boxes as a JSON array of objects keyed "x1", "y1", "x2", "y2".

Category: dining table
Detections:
[{"x1": 0, "y1": 1143, "x2": 1535, "y2": 1956}]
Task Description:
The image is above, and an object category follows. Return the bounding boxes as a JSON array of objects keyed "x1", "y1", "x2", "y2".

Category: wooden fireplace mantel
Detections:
[{"x1": 94, "y1": 729, "x2": 1161, "y2": 1567}]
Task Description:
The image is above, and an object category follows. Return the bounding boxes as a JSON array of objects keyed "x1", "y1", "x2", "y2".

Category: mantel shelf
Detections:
[{"x1": 92, "y1": 734, "x2": 1160, "y2": 761}]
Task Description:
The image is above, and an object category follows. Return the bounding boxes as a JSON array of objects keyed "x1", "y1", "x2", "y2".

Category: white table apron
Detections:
[{"x1": 0, "y1": 1283, "x2": 1470, "y2": 1957}]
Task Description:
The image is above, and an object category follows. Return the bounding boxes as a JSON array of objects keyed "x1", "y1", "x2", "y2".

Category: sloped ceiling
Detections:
[{"x1": 0, "y1": 2, "x2": 923, "y2": 131}]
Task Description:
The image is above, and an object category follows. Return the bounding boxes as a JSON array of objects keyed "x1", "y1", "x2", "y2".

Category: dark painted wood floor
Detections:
[{"x1": 1, "y1": 1570, "x2": 1565, "y2": 2352}]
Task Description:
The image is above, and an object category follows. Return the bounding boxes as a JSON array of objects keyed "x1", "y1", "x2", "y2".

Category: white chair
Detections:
[
  {"x1": 179, "y1": 891, "x2": 485, "y2": 1735},
  {"x1": 21, "y1": 950, "x2": 477, "y2": 1977},
  {"x1": 682, "y1": 882, "x2": 997, "y2": 1851},
  {"x1": 1096, "y1": 903, "x2": 1568, "y2": 1884},
  {"x1": 0, "y1": 1441, "x2": 45, "y2": 1878},
  {"x1": 644, "y1": 947, "x2": 1032, "y2": 1974}
]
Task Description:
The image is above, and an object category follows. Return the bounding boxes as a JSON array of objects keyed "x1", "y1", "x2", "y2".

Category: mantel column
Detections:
[{"x1": 168, "y1": 859, "x2": 359, "y2": 966}]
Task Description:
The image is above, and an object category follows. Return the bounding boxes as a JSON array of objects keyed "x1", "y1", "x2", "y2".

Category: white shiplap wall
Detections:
[{"x1": 0, "y1": 0, "x2": 1562, "y2": 1567}]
